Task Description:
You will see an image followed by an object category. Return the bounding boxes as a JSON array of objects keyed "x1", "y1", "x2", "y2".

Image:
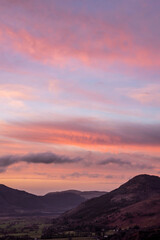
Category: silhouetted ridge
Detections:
[
  {"x1": 110, "y1": 174, "x2": 160, "y2": 200},
  {"x1": 0, "y1": 184, "x2": 104, "y2": 216},
  {"x1": 119, "y1": 174, "x2": 160, "y2": 191}
]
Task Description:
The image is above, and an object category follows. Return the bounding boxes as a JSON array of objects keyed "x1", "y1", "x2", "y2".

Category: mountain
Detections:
[
  {"x1": 0, "y1": 184, "x2": 105, "y2": 216},
  {"x1": 0, "y1": 184, "x2": 43, "y2": 215},
  {"x1": 58, "y1": 174, "x2": 160, "y2": 229},
  {"x1": 46, "y1": 190, "x2": 106, "y2": 200}
]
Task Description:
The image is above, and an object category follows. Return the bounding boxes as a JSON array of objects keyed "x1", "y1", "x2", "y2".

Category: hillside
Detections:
[
  {"x1": 0, "y1": 185, "x2": 104, "y2": 216},
  {"x1": 58, "y1": 174, "x2": 160, "y2": 229}
]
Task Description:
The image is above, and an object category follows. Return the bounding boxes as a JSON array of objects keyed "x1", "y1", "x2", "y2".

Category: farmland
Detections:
[
  {"x1": 0, "y1": 217, "x2": 52, "y2": 239},
  {"x1": 0, "y1": 217, "x2": 159, "y2": 240},
  {"x1": 0, "y1": 217, "x2": 97, "y2": 239}
]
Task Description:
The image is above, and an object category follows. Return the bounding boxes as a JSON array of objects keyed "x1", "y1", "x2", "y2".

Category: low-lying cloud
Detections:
[
  {"x1": 0, "y1": 150, "x2": 157, "y2": 174},
  {"x1": 0, "y1": 152, "x2": 82, "y2": 173},
  {"x1": 61, "y1": 172, "x2": 101, "y2": 179},
  {"x1": 99, "y1": 157, "x2": 153, "y2": 170}
]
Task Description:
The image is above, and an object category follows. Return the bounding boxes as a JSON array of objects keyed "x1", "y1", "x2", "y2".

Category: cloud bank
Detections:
[{"x1": 0, "y1": 152, "x2": 81, "y2": 173}]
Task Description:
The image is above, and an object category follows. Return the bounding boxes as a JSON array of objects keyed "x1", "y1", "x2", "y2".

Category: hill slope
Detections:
[{"x1": 59, "y1": 174, "x2": 160, "y2": 228}]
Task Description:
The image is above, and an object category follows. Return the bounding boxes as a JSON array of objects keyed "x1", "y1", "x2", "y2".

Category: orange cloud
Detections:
[{"x1": 1, "y1": 119, "x2": 160, "y2": 154}]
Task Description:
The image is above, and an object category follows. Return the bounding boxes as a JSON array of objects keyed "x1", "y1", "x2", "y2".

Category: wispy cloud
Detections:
[
  {"x1": 121, "y1": 84, "x2": 160, "y2": 106},
  {"x1": 61, "y1": 172, "x2": 101, "y2": 179},
  {"x1": 0, "y1": 83, "x2": 35, "y2": 111},
  {"x1": 0, "y1": 1, "x2": 160, "y2": 71}
]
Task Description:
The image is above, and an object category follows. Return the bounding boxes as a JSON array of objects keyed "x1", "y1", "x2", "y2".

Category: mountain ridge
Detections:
[
  {"x1": 0, "y1": 184, "x2": 105, "y2": 216},
  {"x1": 46, "y1": 189, "x2": 107, "y2": 200}
]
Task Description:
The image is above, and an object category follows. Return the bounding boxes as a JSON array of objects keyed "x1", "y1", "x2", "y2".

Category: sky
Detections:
[{"x1": 0, "y1": 0, "x2": 160, "y2": 195}]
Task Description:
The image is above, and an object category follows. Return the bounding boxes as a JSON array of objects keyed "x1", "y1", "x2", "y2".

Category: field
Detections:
[
  {"x1": 0, "y1": 218, "x2": 97, "y2": 239},
  {"x1": 0, "y1": 216, "x2": 53, "y2": 239},
  {"x1": 0, "y1": 217, "x2": 159, "y2": 240}
]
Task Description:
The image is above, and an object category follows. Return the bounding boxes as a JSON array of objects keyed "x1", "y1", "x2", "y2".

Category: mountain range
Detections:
[
  {"x1": 0, "y1": 184, "x2": 105, "y2": 216},
  {"x1": 0, "y1": 174, "x2": 160, "y2": 231}
]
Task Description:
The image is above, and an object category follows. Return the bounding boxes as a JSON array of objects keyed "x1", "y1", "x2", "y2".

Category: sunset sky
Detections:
[{"x1": 0, "y1": 0, "x2": 160, "y2": 195}]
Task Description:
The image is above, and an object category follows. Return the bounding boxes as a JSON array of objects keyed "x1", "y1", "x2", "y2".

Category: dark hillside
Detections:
[{"x1": 58, "y1": 174, "x2": 160, "y2": 228}]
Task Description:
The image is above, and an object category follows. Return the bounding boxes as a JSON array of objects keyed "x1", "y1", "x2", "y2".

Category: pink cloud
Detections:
[
  {"x1": 126, "y1": 84, "x2": 160, "y2": 106},
  {"x1": 0, "y1": 2, "x2": 160, "y2": 71},
  {"x1": 0, "y1": 84, "x2": 36, "y2": 110},
  {"x1": 0, "y1": 84, "x2": 33, "y2": 100},
  {"x1": 1, "y1": 119, "x2": 160, "y2": 153}
]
